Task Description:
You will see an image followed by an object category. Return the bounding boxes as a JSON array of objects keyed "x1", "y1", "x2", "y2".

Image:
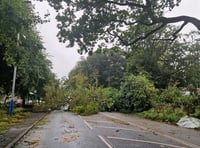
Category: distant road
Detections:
[{"x1": 16, "y1": 111, "x2": 200, "y2": 148}]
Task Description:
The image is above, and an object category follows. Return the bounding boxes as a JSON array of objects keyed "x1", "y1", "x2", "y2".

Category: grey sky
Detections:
[{"x1": 32, "y1": 0, "x2": 200, "y2": 79}]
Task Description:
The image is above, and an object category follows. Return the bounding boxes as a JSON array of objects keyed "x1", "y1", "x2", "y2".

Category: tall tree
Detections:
[
  {"x1": 44, "y1": 0, "x2": 200, "y2": 53},
  {"x1": 0, "y1": 0, "x2": 55, "y2": 98},
  {"x1": 127, "y1": 30, "x2": 200, "y2": 88},
  {"x1": 68, "y1": 48, "x2": 126, "y2": 88}
]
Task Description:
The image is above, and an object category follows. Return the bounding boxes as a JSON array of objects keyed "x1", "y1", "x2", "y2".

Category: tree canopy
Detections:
[
  {"x1": 68, "y1": 48, "x2": 126, "y2": 88},
  {"x1": 45, "y1": 0, "x2": 200, "y2": 53},
  {"x1": 0, "y1": 0, "x2": 55, "y2": 98}
]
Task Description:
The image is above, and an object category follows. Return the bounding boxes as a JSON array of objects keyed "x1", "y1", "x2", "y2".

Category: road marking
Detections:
[
  {"x1": 101, "y1": 113, "x2": 200, "y2": 148},
  {"x1": 107, "y1": 136, "x2": 188, "y2": 148},
  {"x1": 98, "y1": 135, "x2": 113, "y2": 148},
  {"x1": 78, "y1": 115, "x2": 93, "y2": 130},
  {"x1": 86, "y1": 120, "x2": 114, "y2": 123},
  {"x1": 94, "y1": 125, "x2": 147, "y2": 133}
]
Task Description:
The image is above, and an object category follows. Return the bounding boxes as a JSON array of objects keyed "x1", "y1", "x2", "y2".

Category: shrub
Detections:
[
  {"x1": 191, "y1": 106, "x2": 200, "y2": 118},
  {"x1": 158, "y1": 84, "x2": 182, "y2": 104},
  {"x1": 116, "y1": 74, "x2": 158, "y2": 112},
  {"x1": 100, "y1": 87, "x2": 118, "y2": 111},
  {"x1": 13, "y1": 107, "x2": 25, "y2": 114},
  {"x1": 140, "y1": 106, "x2": 186, "y2": 123},
  {"x1": 72, "y1": 103, "x2": 99, "y2": 116},
  {"x1": 84, "y1": 103, "x2": 99, "y2": 115},
  {"x1": 72, "y1": 105, "x2": 85, "y2": 114}
]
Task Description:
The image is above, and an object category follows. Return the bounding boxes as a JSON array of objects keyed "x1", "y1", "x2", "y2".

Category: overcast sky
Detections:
[{"x1": 32, "y1": 0, "x2": 200, "y2": 79}]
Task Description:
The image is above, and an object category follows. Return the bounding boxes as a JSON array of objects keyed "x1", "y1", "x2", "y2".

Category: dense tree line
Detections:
[
  {"x1": 63, "y1": 30, "x2": 200, "y2": 121},
  {"x1": 0, "y1": 0, "x2": 56, "y2": 104}
]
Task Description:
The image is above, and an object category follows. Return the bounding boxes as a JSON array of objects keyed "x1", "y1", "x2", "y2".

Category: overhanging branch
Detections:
[
  {"x1": 106, "y1": 0, "x2": 146, "y2": 8},
  {"x1": 157, "y1": 16, "x2": 200, "y2": 30}
]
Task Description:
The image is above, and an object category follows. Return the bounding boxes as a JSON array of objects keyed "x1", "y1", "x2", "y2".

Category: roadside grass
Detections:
[
  {"x1": 35, "y1": 117, "x2": 48, "y2": 127},
  {"x1": 0, "y1": 107, "x2": 30, "y2": 135}
]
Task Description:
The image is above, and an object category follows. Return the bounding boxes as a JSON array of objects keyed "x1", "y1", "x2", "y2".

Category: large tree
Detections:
[
  {"x1": 127, "y1": 30, "x2": 200, "y2": 88},
  {"x1": 0, "y1": 0, "x2": 55, "y2": 98},
  {"x1": 68, "y1": 48, "x2": 126, "y2": 88},
  {"x1": 45, "y1": 0, "x2": 200, "y2": 53}
]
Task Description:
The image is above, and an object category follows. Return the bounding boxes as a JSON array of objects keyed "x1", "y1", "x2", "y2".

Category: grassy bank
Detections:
[{"x1": 0, "y1": 107, "x2": 30, "y2": 134}]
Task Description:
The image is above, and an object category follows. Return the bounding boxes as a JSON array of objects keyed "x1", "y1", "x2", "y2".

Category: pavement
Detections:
[
  {"x1": 1, "y1": 111, "x2": 200, "y2": 148},
  {"x1": 0, "y1": 112, "x2": 47, "y2": 148},
  {"x1": 101, "y1": 112, "x2": 200, "y2": 148}
]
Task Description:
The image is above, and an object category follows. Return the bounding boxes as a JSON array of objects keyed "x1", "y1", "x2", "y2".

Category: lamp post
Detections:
[
  {"x1": 8, "y1": 0, "x2": 32, "y2": 115},
  {"x1": 9, "y1": 33, "x2": 19, "y2": 115}
]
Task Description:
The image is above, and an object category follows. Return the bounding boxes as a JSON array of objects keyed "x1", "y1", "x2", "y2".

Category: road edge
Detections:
[{"x1": 5, "y1": 112, "x2": 48, "y2": 148}]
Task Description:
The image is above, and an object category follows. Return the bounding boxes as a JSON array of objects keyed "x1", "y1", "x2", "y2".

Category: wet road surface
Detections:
[{"x1": 16, "y1": 111, "x2": 200, "y2": 148}]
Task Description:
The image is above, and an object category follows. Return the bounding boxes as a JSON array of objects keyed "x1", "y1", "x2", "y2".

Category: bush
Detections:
[
  {"x1": 84, "y1": 103, "x2": 99, "y2": 115},
  {"x1": 13, "y1": 107, "x2": 25, "y2": 114},
  {"x1": 140, "y1": 107, "x2": 186, "y2": 123},
  {"x1": 100, "y1": 87, "x2": 118, "y2": 111},
  {"x1": 72, "y1": 103, "x2": 99, "y2": 116},
  {"x1": 191, "y1": 106, "x2": 200, "y2": 118},
  {"x1": 116, "y1": 74, "x2": 158, "y2": 112},
  {"x1": 72, "y1": 105, "x2": 85, "y2": 114},
  {"x1": 32, "y1": 103, "x2": 51, "y2": 112}
]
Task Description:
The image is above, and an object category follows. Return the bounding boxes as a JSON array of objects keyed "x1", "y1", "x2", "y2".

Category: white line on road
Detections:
[
  {"x1": 78, "y1": 115, "x2": 93, "y2": 130},
  {"x1": 107, "y1": 136, "x2": 188, "y2": 148},
  {"x1": 101, "y1": 113, "x2": 199, "y2": 148},
  {"x1": 98, "y1": 135, "x2": 113, "y2": 148},
  {"x1": 86, "y1": 120, "x2": 114, "y2": 123},
  {"x1": 94, "y1": 125, "x2": 147, "y2": 133}
]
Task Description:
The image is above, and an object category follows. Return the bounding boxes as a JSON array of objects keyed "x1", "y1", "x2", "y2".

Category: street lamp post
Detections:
[
  {"x1": 9, "y1": 33, "x2": 19, "y2": 116},
  {"x1": 8, "y1": 0, "x2": 32, "y2": 115}
]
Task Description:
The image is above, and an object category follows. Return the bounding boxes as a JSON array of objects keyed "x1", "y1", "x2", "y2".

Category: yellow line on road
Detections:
[{"x1": 108, "y1": 136, "x2": 188, "y2": 148}]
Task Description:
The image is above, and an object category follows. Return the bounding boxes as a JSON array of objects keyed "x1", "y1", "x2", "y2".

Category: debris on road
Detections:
[{"x1": 177, "y1": 116, "x2": 200, "y2": 128}]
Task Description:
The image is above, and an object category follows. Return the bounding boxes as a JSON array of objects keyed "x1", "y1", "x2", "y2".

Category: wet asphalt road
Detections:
[{"x1": 16, "y1": 111, "x2": 199, "y2": 148}]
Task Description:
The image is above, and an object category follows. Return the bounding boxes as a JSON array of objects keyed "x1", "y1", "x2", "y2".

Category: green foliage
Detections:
[
  {"x1": 42, "y1": 82, "x2": 66, "y2": 110},
  {"x1": 141, "y1": 107, "x2": 186, "y2": 123},
  {"x1": 153, "y1": 84, "x2": 198, "y2": 115},
  {"x1": 157, "y1": 84, "x2": 182, "y2": 105},
  {"x1": 0, "y1": 0, "x2": 55, "y2": 98},
  {"x1": 0, "y1": 107, "x2": 30, "y2": 134},
  {"x1": 191, "y1": 106, "x2": 200, "y2": 118},
  {"x1": 72, "y1": 103, "x2": 99, "y2": 116},
  {"x1": 13, "y1": 107, "x2": 25, "y2": 114},
  {"x1": 142, "y1": 84, "x2": 200, "y2": 123},
  {"x1": 116, "y1": 74, "x2": 158, "y2": 112},
  {"x1": 68, "y1": 49, "x2": 126, "y2": 89},
  {"x1": 45, "y1": 0, "x2": 197, "y2": 53},
  {"x1": 66, "y1": 73, "x2": 100, "y2": 115},
  {"x1": 72, "y1": 105, "x2": 85, "y2": 114},
  {"x1": 32, "y1": 103, "x2": 51, "y2": 112},
  {"x1": 100, "y1": 87, "x2": 119, "y2": 111}
]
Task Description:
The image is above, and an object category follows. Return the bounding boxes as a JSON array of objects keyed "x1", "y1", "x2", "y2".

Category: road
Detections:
[{"x1": 16, "y1": 111, "x2": 200, "y2": 148}]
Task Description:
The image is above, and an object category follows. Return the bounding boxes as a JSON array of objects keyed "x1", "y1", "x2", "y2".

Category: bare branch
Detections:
[
  {"x1": 157, "y1": 16, "x2": 200, "y2": 30},
  {"x1": 171, "y1": 21, "x2": 188, "y2": 41},
  {"x1": 107, "y1": 30, "x2": 129, "y2": 46},
  {"x1": 111, "y1": 19, "x2": 156, "y2": 26},
  {"x1": 106, "y1": 0, "x2": 146, "y2": 8},
  {"x1": 128, "y1": 23, "x2": 167, "y2": 45}
]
